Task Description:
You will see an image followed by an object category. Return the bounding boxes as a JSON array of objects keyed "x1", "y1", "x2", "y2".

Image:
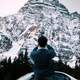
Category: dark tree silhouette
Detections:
[{"x1": 0, "y1": 49, "x2": 80, "y2": 80}]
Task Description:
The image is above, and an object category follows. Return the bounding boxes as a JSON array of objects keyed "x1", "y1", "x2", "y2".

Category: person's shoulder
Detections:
[
  {"x1": 47, "y1": 45, "x2": 56, "y2": 53},
  {"x1": 47, "y1": 45, "x2": 54, "y2": 50},
  {"x1": 31, "y1": 47, "x2": 38, "y2": 55},
  {"x1": 32, "y1": 47, "x2": 38, "y2": 51}
]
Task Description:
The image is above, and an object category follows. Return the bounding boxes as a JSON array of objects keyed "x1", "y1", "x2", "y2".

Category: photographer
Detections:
[{"x1": 30, "y1": 36, "x2": 56, "y2": 80}]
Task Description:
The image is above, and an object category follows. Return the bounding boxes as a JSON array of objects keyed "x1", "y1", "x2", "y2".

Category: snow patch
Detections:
[
  {"x1": 0, "y1": 39, "x2": 24, "y2": 62},
  {"x1": 67, "y1": 56, "x2": 77, "y2": 68}
]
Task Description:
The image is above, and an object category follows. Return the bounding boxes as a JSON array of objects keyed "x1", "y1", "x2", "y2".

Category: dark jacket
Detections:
[{"x1": 30, "y1": 45, "x2": 56, "y2": 79}]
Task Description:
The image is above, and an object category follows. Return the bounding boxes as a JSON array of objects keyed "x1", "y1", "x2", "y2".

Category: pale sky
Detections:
[
  {"x1": 59, "y1": 0, "x2": 80, "y2": 13},
  {"x1": 0, "y1": 0, "x2": 80, "y2": 17},
  {"x1": 0, "y1": 0, "x2": 27, "y2": 17}
]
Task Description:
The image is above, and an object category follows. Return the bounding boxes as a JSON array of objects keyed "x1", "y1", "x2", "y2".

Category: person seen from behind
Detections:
[{"x1": 30, "y1": 36, "x2": 56, "y2": 80}]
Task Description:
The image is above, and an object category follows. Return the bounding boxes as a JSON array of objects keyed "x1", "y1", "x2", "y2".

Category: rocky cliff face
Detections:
[
  {"x1": 0, "y1": 32, "x2": 12, "y2": 53},
  {"x1": 0, "y1": 0, "x2": 80, "y2": 67}
]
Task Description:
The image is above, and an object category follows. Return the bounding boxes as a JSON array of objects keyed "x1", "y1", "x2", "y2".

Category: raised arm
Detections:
[
  {"x1": 47, "y1": 45, "x2": 56, "y2": 58},
  {"x1": 30, "y1": 47, "x2": 38, "y2": 64}
]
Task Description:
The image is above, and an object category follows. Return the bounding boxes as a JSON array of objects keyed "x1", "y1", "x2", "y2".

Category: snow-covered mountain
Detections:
[
  {"x1": 0, "y1": 0, "x2": 80, "y2": 68},
  {"x1": 0, "y1": 32, "x2": 12, "y2": 53}
]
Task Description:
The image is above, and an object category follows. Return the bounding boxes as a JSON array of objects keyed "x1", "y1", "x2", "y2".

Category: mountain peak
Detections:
[
  {"x1": 23, "y1": 0, "x2": 68, "y2": 15},
  {"x1": 28, "y1": 0, "x2": 59, "y2": 5},
  {"x1": 71, "y1": 12, "x2": 80, "y2": 19}
]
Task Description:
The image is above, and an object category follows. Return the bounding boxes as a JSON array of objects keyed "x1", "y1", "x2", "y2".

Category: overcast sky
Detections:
[
  {"x1": 0, "y1": 0, "x2": 27, "y2": 17},
  {"x1": 59, "y1": 0, "x2": 80, "y2": 13},
  {"x1": 0, "y1": 0, "x2": 80, "y2": 17}
]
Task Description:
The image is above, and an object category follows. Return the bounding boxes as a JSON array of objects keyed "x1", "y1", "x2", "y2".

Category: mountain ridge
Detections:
[{"x1": 0, "y1": 0, "x2": 80, "y2": 68}]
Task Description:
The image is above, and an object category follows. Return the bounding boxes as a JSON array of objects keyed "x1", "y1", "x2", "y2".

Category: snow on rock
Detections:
[
  {"x1": 67, "y1": 56, "x2": 77, "y2": 68},
  {"x1": 0, "y1": 32, "x2": 12, "y2": 53},
  {"x1": 52, "y1": 57, "x2": 59, "y2": 62},
  {"x1": 0, "y1": 0, "x2": 80, "y2": 67},
  {"x1": 0, "y1": 39, "x2": 24, "y2": 62}
]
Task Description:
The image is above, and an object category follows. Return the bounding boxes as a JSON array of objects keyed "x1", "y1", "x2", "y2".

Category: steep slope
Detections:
[{"x1": 0, "y1": 0, "x2": 80, "y2": 67}]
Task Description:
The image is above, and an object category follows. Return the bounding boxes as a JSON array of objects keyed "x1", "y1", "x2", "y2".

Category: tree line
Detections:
[{"x1": 0, "y1": 49, "x2": 80, "y2": 80}]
